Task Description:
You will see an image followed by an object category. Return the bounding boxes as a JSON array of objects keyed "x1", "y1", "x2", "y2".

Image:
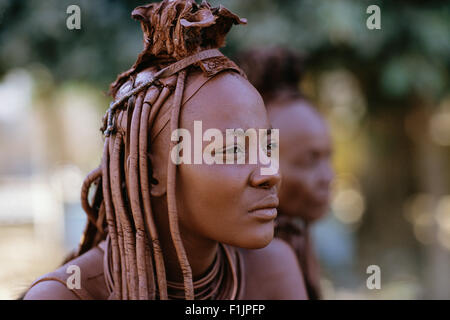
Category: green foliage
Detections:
[{"x1": 0, "y1": 0, "x2": 448, "y2": 108}]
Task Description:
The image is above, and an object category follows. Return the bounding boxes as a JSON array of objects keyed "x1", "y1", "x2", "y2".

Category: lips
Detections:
[{"x1": 248, "y1": 194, "x2": 279, "y2": 221}]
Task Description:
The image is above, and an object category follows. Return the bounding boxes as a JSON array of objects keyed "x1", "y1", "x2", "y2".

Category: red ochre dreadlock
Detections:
[{"x1": 77, "y1": 0, "x2": 246, "y2": 300}]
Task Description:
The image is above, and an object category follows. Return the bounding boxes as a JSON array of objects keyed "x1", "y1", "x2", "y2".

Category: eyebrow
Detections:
[{"x1": 221, "y1": 127, "x2": 274, "y2": 136}]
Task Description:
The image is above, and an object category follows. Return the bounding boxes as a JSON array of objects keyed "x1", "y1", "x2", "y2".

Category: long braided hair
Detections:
[{"x1": 76, "y1": 0, "x2": 246, "y2": 300}]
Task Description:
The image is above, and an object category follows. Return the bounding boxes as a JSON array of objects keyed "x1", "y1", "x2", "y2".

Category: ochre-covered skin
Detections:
[
  {"x1": 268, "y1": 100, "x2": 334, "y2": 223},
  {"x1": 238, "y1": 48, "x2": 334, "y2": 300},
  {"x1": 23, "y1": 1, "x2": 307, "y2": 300},
  {"x1": 269, "y1": 99, "x2": 334, "y2": 300}
]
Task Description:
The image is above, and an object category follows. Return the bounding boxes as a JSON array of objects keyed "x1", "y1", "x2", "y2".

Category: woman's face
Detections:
[
  {"x1": 176, "y1": 72, "x2": 281, "y2": 249},
  {"x1": 268, "y1": 101, "x2": 334, "y2": 223}
]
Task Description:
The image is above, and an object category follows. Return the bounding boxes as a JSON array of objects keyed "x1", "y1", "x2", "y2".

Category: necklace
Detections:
[
  {"x1": 104, "y1": 236, "x2": 244, "y2": 300},
  {"x1": 165, "y1": 244, "x2": 240, "y2": 300}
]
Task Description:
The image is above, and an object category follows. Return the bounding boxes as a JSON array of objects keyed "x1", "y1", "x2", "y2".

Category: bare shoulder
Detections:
[
  {"x1": 241, "y1": 238, "x2": 308, "y2": 300},
  {"x1": 23, "y1": 245, "x2": 108, "y2": 300},
  {"x1": 23, "y1": 278, "x2": 80, "y2": 300}
]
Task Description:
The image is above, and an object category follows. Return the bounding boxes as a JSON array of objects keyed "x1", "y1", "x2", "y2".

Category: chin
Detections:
[
  {"x1": 300, "y1": 206, "x2": 329, "y2": 223},
  {"x1": 232, "y1": 224, "x2": 274, "y2": 249}
]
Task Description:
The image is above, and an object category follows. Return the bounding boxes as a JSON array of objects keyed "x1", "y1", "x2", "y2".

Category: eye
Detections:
[
  {"x1": 294, "y1": 152, "x2": 318, "y2": 168},
  {"x1": 224, "y1": 145, "x2": 244, "y2": 155},
  {"x1": 215, "y1": 144, "x2": 244, "y2": 162},
  {"x1": 264, "y1": 141, "x2": 278, "y2": 157}
]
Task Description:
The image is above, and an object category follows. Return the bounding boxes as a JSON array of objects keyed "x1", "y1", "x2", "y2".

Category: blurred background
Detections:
[{"x1": 0, "y1": 0, "x2": 449, "y2": 299}]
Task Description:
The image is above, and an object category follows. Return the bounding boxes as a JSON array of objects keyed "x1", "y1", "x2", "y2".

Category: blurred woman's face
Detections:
[
  {"x1": 268, "y1": 101, "x2": 334, "y2": 223},
  {"x1": 176, "y1": 72, "x2": 281, "y2": 249}
]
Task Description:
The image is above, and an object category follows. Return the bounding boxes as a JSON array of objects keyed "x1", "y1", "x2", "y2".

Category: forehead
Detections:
[
  {"x1": 180, "y1": 72, "x2": 270, "y2": 132},
  {"x1": 271, "y1": 102, "x2": 328, "y2": 133},
  {"x1": 269, "y1": 101, "x2": 331, "y2": 149}
]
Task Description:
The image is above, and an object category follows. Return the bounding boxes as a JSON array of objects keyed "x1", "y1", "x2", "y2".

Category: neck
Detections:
[
  {"x1": 152, "y1": 196, "x2": 219, "y2": 284},
  {"x1": 163, "y1": 227, "x2": 219, "y2": 284}
]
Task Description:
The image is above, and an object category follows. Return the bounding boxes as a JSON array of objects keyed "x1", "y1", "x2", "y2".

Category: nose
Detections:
[
  {"x1": 249, "y1": 167, "x2": 282, "y2": 189},
  {"x1": 318, "y1": 161, "x2": 334, "y2": 188}
]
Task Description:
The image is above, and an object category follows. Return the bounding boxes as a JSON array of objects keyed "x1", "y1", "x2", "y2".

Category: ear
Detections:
[
  {"x1": 148, "y1": 125, "x2": 170, "y2": 198},
  {"x1": 148, "y1": 153, "x2": 167, "y2": 197}
]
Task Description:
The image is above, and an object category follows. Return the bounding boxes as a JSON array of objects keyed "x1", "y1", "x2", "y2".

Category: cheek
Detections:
[
  {"x1": 281, "y1": 167, "x2": 308, "y2": 199},
  {"x1": 177, "y1": 163, "x2": 274, "y2": 248},
  {"x1": 177, "y1": 163, "x2": 248, "y2": 234},
  {"x1": 279, "y1": 167, "x2": 318, "y2": 216}
]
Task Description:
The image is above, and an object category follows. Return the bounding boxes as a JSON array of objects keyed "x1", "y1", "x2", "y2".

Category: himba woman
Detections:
[
  {"x1": 24, "y1": 1, "x2": 307, "y2": 300},
  {"x1": 238, "y1": 47, "x2": 335, "y2": 300}
]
